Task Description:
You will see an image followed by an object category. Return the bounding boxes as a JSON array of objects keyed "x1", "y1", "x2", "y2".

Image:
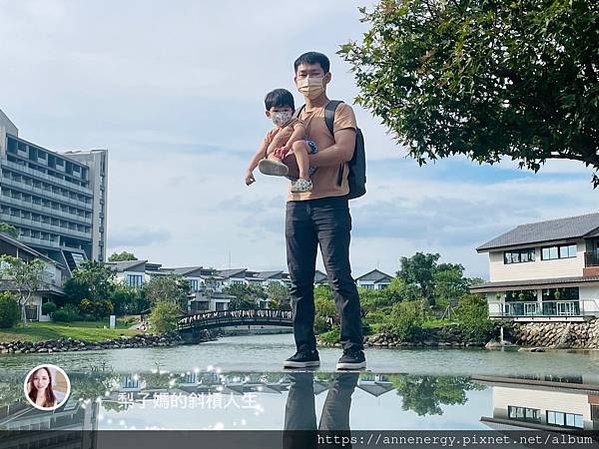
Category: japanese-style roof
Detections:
[
  {"x1": 477, "y1": 212, "x2": 599, "y2": 252},
  {"x1": 356, "y1": 269, "x2": 393, "y2": 283}
]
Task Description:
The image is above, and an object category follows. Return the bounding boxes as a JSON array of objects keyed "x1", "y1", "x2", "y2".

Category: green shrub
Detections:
[
  {"x1": 390, "y1": 299, "x2": 428, "y2": 342},
  {"x1": 80, "y1": 298, "x2": 114, "y2": 319},
  {"x1": 41, "y1": 301, "x2": 57, "y2": 316},
  {"x1": 149, "y1": 301, "x2": 180, "y2": 334},
  {"x1": 53, "y1": 304, "x2": 80, "y2": 323},
  {"x1": 319, "y1": 326, "x2": 340, "y2": 344},
  {"x1": 314, "y1": 315, "x2": 331, "y2": 334},
  {"x1": 456, "y1": 294, "x2": 495, "y2": 341},
  {"x1": 0, "y1": 293, "x2": 20, "y2": 328}
]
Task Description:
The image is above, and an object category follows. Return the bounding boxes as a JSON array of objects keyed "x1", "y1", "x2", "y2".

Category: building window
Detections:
[
  {"x1": 591, "y1": 405, "x2": 599, "y2": 421},
  {"x1": 542, "y1": 244, "x2": 577, "y2": 260},
  {"x1": 547, "y1": 410, "x2": 583, "y2": 429},
  {"x1": 127, "y1": 274, "x2": 144, "y2": 288},
  {"x1": 362, "y1": 284, "x2": 374, "y2": 290},
  {"x1": 505, "y1": 290, "x2": 537, "y2": 302},
  {"x1": 508, "y1": 406, "x2": 541, "y2": 423},
  {"x1": 504, "y1": 248, "x2": 536, "y2": 264},
  {"x1": 189, "y1": 279, "x2": 199, "y2": 292},
  {"x1": 542, "y1": 287, "x2": 579, "y2": 301}
]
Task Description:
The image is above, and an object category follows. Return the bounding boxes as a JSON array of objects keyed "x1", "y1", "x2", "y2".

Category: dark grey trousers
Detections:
[{"x1": 285, "y1": 196, "x2": 363, "y2": 351}]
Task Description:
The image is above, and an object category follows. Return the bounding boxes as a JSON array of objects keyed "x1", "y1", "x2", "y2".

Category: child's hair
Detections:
[
  {"x1": 28, "y1": 366, "x2": 56, "y2": 408},
  {"x1": 264, "y1": 89, "x2": 295, "y2": 111}
]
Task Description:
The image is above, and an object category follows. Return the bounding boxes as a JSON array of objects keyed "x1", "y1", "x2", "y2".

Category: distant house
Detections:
[
  {"x1": 471, "y1": 213, "x2": 599, "y2": 321},
  {"x1": 476, "y1": 375, "x2": 599, "y2": 432},
  {"x1": 0, "y1": 233, "x2": 65, "y2": 321},
  {"x1": 107, "y1": 261, "x2": 232, "y2": 312},
  {"x1": 218, "y1": 268, "x2": 247, "y2": 287},
  {"x1": 107, "y1": 260, "x2": 148, "y2": 288},
  {"x1": 314, "y1": 270, "x2": 328, "y2": 286},
  {"x1": 355, "y1": 269, "x2": 393, "y2": 290}
]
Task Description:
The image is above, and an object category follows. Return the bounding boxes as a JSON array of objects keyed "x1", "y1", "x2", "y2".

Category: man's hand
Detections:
[
  {"x1": 245, "y1": 170, "x2": 255, "y2": 186},
  {"x1": 273, "y1": 146, "x2": 290, "y2": 160}
]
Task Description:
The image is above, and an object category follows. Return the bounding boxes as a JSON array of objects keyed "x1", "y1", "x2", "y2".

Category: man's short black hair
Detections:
[
  {"x1": 294, "y1": 52, "x2": 330, "y2": 74},
  {"x1": 264, "y1": 88, "x2": 295, "y2": 111}
]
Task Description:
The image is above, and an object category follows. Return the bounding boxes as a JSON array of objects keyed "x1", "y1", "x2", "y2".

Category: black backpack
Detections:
[
  {"x1": 324, "y1": 100, "x2": 366, "y2": 200},
  {"x1": 296, "y1": 101, "x2": 367, "y2": 199}
]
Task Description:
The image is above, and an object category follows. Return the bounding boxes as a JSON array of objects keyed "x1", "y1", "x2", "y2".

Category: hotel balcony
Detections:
[
  {"x1": 488, "y1": 300, "x2": 599, "y2": 322},
  {"x1": 584, "y1": 251, "x2": 599, "y2": 277}
]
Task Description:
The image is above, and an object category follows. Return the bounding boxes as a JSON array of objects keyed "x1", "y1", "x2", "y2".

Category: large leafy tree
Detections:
[
  {"x1": 143, "y1": 274, "x2": 190, "y2": 309},
  {"x1": 340, "y1": 0, "x2": 599, "y2": 185},
  {"x1": 224, "y1": 283, "x2": 267, "y2": 310},
  {"x1": 390, "y1": 375, "x2": 480, "y2": 416},
  {"x1": 266, "y1": 282, "x2": 290, "y2": 310},
  {"x1": 433, "y1": 263, "x2": 470, "y2": 307},
  {"x1": 108, "y1": 251, "x2": 138, "y2": 262},
  {"x1": 0, "y1": 255, "x2": 50, "y2": 325},
  {"x1": 0, "y1": 223, "x2": 18, "y2": 239},
  {"x1": 64, "y1": 260, "x2": 115, "y2": 305},
  {"x1": 397, "y1": 252, "x2": 441, "y2": 303}
]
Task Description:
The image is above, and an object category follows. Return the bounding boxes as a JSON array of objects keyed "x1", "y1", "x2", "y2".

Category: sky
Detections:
[{"x1": 0, "y1": 0, "x2": 597, "y2": 279}]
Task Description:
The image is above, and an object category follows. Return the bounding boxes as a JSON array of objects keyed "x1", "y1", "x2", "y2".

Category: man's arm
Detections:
[
  {"x1": 282, "y1": 123, "x2": 306, "y2": 150},
  {"x1": 309, "y1": 128, "x2": 356, "y2": 167}
]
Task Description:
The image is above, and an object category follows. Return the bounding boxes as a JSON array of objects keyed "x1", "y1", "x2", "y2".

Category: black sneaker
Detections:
[
  {"x1": 283, "y1": 346, "x2": 320, "y2": 369},
  {"x1": 336, "y1": 348, "x2": 366, "y2": 370}
]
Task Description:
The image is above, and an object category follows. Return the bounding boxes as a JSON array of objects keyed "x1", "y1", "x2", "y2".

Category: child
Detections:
[{"x1": 245, "y1": 88, "x2": 316, "y2": 192}]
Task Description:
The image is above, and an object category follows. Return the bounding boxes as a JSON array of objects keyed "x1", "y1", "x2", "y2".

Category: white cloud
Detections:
[{"x1": 1, "y1": 0, "x2": 596, "y2": 281}]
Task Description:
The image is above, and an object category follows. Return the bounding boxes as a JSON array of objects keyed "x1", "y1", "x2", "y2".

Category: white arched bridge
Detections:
[{"x1": 178, "y1": 309, "x2": 294, "y2": 339}]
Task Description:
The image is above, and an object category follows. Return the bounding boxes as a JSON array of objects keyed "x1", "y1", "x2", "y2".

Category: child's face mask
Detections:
[
  {"x1": 271, "y1": 110, "x2": 293, "y2": 127},
  {"x1": 297, "y1": 76, "x2": 325, "y2": 99}
]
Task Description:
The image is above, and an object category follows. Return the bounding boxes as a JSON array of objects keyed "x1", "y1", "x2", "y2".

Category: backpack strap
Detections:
[
  {"x1": 293, "y1": 104, "x2": 306, "y2": 119},
  {"x1": 324, "y1": 100, "x2": 344, "y2": 136}
]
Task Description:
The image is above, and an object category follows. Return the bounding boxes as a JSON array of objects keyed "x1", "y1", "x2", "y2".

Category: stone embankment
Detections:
[
  {"x1": 318, "y1": 325, "x2": 489, "y2": 348},
  {"x1": 509, "y1": 319, "x2": 599, "y2": 349},
  {"x1": 0, "y1": 330, "x2": 216, "y2": 355}
]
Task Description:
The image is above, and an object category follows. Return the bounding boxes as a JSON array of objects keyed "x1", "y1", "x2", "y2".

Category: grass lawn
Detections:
[
  {"x1": 422, "y1": 319, "x2": 458, "y2": 329},
  {"x1": 0, "y1": 321, "x2": 140, "y2": 343}
]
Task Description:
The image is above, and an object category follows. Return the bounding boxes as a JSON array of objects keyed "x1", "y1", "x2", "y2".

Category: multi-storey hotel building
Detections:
[{"x1": 0, "y1": 108, "x2": 107, "y2": 273}]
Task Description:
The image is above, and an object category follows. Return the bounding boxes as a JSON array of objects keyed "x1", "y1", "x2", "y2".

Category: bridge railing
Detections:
[{"x1": 178, "y1": 309, "x2": 293, "y2": 330}]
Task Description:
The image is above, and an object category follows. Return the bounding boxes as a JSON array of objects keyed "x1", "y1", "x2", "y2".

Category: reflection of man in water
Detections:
[{"x1": 283, "y1": 372, "x2": 358, "y2": 449}]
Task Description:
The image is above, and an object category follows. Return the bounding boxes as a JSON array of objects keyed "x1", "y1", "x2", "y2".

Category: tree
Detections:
[
  {"x1": 266, "y1": 282, "x2": 290, "y2": 309},
  {"x1": 149, "y1": 300, "x2": 181, "y2": 334},
  {"x1": 0, "y1": 255, "x2": 50, "y2": 326},
  {"x1": 64, "y1": 260, "x2": 115, "y2": 306},
  {"x1": 224, "y1": 283, "x2": 267, "y2": 310},
  {"x1": 433, "y1": 263, "x2": 469, "y2": 308},
  {"x1": 0, "y1": 292, "x2": 20, "y2": 328},
  {"x1": 456, "y1": 293, "x2": 495, "y2": 341},
  {"x1": 143, "y1": 274, "x2": 190, "y2": 309},
  {"x1": 340, "y1": 0, "x2": 599, "y2": 186},
  {"x1": 391, "y1": 375, "x2": 479, "y2": 416},
  {"x1": 397, "y1": 252, "x2": 440, "y2": 303},
  {"x1": 108, "y1": 251, "x2": 138, "y2": 262},
  {"x1": 110, "y1": 284, "x2": 145, "y2": 315},
  {"x1": 0, "y1": 223, "x2": 18, "y2": 239}
]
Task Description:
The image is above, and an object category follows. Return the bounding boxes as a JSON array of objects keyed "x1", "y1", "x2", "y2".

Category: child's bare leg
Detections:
[{"x1": 291, "y1": 141, "x2": 311, "y2": 180}]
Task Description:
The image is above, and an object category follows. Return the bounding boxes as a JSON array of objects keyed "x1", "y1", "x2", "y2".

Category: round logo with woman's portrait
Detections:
[{"x1": 23, "y1": 364, "x2": 71, "y2": 411}]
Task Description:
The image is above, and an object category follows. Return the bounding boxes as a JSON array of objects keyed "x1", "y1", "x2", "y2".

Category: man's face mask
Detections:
[
  {"x1": 271, "y1": 110, "x2": 293, "y2": 127},
  {"x1": 297, "y1": 76, "x2": 325, "y2": 99}
]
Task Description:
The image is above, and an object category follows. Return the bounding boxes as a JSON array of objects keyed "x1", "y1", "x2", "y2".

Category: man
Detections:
[{"x1": 278, "y1": 51, "x2": 365, "y2": 370}]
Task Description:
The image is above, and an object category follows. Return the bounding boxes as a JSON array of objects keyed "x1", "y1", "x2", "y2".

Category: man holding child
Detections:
[{"x1": 247, "y1": 51, "x2": 365, "y2": 370}]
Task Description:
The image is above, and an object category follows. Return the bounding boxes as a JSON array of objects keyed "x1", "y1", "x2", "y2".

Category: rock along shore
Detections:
[
  {"x1": 317, "y1": 319, "x2": 599, "y2": 350},
  {"x1": 0, "y1": 330, "x2": 217, "y2": 355}
]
